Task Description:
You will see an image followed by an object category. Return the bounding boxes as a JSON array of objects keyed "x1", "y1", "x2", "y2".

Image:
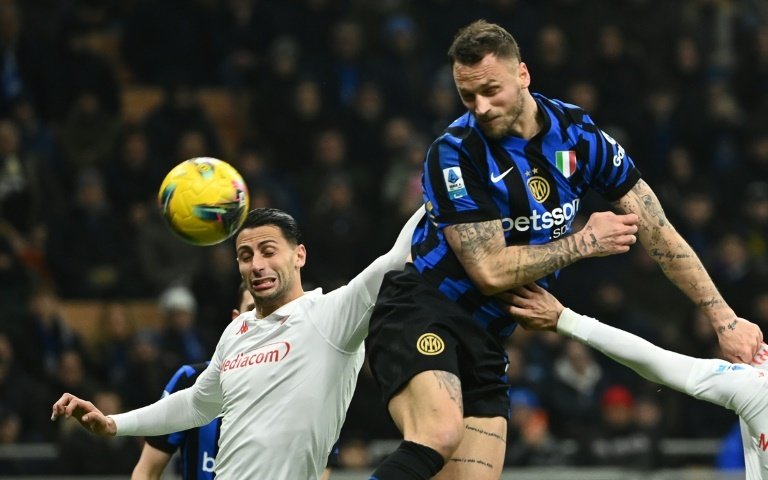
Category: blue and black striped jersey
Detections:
[
  {"x1": 145, "y1": 362, "x2": 219, "y2": 480},
  {"x1": 414, "y1": 92, "x2": 641, "y2": 338}
]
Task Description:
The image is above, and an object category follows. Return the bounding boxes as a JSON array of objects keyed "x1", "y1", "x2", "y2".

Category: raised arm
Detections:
[
  {"x1": 614, "y1": 179, "x2": 762, "y2": 362},
  {"x1": 442, "y1": 210, "x2": 638, "y2": 295},
  {"x1": 352, "y1": 205, "x2": 425, "y2": 302}
]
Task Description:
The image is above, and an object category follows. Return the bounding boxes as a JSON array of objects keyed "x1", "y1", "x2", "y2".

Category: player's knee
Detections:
[{"x1": 410, "y1": 416, "x2": 464, "y2": 459}]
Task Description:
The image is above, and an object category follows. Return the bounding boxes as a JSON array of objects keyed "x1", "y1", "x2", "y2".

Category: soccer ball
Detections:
[{"x1": 158, "y1": 157, "x2": 250, "y2": 246}]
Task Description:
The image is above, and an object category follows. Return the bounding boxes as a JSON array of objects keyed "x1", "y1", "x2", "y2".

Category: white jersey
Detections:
[
  {"x1": 110, "y1": 207, "x2": 425, "y2": 479},
  {"x1": 558, "y1": 309, "x2": 768, "y2": 479},
  {"x1": 686, "y1": 357, "x2": 768, "y2": 479}
]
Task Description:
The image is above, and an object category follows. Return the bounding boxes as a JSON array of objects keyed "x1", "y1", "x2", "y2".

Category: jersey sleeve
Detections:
[
  {"x1": 144, "y1": 364, "x2": 204, "y2": 453},
  {"x1": 422, "y1": 131, "x2": 501, "y2": 228},
  {"x1": 313, "y1": 206, "x2": 425, "y2": 351},
  {"x1": 686, "y1": 359, "x2": 768, "y2": 418},
  {"x1": 579, "y1": 116, "x2": 641, "y2": 201},
  {"x1": 111, "y1": 359, "x2": 223, "y2": 437}
]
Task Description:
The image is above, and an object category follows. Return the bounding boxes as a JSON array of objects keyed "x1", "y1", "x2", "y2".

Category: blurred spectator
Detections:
[
  {"x1": 157, "y1": 285, "x2": 207, "y2": 368},
  {"x1": 143, "y1": 81, "x2": 222, "y2": 167},
  {"x1": 0, "y1": 331, "x2": 54, "y2": 442},
  {"x1": 118, "y1": 328, "x2": 168, "y2": 411},
  {"x1": 191, "y1": 242, "x2": 243, "y2": 348},
  {"x1": 526, "y1": 25, "x2": 573, "y2": 100},
  {"x1": 49, "y1": 20, "x2": 120, "y2": 121},
  {"x1": 505, "y1": 395, "x2": 570, "y2": 467},
  {"x1": 105, "y1": 126, "x2": 162, "y2": 226},
  {"x1": 92, "y1": 301, "x2": 138, "y2": 388},
  {"x1": 45, "y1": 169, "x2": 138, "y2": 298},
  {"x1": 120, "y1": 0, "x2": 220, "y2": 85},
  {"x1": 56, "y1": 390, "x2": 143, "y2": 475},
  {"x1": 135, "y1": 198, "x2": 204, "y2": 294},
  {"x1": 56, "y1": 91, "x2": 121, "y2": 172},
  {"x1": 544, "y1": 339, "x2": 606, "y2": 437},
  {"x1": 305, "y1": 174, "x2": 373, "y2": 288},
  {"x1": 51, "y1": 349, "x2": 100, "y2": 400},
  {"x1": 580, "y1": 385, "x2": 661, "y2": 469},
  {"x1": 0, "y1": 118, "x2": 43, "y2": 234},
  {"x1": 13, "y1": 284, "x2": 88, "y2": 381}
]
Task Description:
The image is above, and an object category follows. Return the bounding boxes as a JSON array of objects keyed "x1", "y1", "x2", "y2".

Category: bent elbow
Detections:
[{"x1": 467, "y1": 267, "x2": 505, "y2": 296}]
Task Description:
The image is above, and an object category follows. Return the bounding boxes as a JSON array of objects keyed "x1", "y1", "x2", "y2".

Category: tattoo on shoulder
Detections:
[{"x1": 433, "y1": 370, "x2": 463, "y2": 414}]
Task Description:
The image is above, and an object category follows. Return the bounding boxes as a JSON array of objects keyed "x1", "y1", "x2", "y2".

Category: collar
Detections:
[{"x1": 255, "y1": 288, "x2": 323, "y2": 322}]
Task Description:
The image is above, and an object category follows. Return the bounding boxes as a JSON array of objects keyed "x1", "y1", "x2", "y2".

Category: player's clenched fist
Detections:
[
  {"x1": 51, "y1": 392, "x2": 116, "y2": 436},
  {"x1": 577, "y1": 211, "x2": 639, "y2": 257}
]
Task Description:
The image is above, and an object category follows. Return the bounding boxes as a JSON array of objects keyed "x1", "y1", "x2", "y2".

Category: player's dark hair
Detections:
[
  {"x1": 448, "y1": 20, "x2": 521, "y2": 65},
  {"x1": 239, "y1": 208, "x2": 302, "y2": 245}
]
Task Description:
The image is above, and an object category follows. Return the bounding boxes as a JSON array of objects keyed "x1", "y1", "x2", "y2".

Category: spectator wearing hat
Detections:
[
  {"x1": 505, "y1": 388, "x2": 571, "y2": 467},
  {"x1": 157, "y1": 286, "x2": 207, "y2": 373},
  {"x1": 578, "y1": 384, "x2": 661, "y2": 469}
]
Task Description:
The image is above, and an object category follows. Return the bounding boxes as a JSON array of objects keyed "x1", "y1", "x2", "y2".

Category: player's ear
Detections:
[
  {"x1": 231, "y1": 309, "x2": 240, "y2": 320},
  {"x1": 518, "y1": 62, "x2": 531, "y2": 89},
  {"x1": 295, "y1": 244, "x2": 307, "y2": 269}
]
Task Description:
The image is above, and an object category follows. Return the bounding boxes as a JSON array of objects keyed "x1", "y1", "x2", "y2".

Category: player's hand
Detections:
[
  {"x1": 51, "y1": 393, "x2": 116, "y2": 436},
  {"x1": 578, "y1": 211, "x2": 638, "y2": 258},
  {"x1": 716, "y1": 318, "x2": 763, "y2": 363},
  {"x1": 498, "y1": 284, "x2": 563, "y2": 331}
]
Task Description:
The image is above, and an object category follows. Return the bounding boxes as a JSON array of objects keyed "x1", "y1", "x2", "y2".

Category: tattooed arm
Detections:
[
  {"x1": 443, "y1": 210, "x2": 639, "y2": 295},
  {"x1": 614, "y1": 179, "x2": 762, "y2": 362}
]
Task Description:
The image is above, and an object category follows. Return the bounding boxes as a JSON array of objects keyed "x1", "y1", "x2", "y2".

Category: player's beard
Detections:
[{"x1": 478, "y1": 86, "x2": 525, "y2": 139}]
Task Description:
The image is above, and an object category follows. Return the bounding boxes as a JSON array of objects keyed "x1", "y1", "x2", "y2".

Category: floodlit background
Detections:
[{"x1": 0, "y1": 0, "x2": 767, "y2": 477}]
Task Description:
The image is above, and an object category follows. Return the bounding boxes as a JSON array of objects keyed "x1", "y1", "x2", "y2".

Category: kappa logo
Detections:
[
  {"x1": 237, "y1": 320, "x2": 248, "y2": 335},
  {"x1": 527, "y1": 176, "x2": 550, "y2": 203},
  {"x1": 417, "y1": 333, "x2": 445, "y2": 355}
]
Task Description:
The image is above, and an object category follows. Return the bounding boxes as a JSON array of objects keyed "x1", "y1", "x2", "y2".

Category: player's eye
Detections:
[{"x1": 238, "y1": 252, "x2": 252, "y2": 262}]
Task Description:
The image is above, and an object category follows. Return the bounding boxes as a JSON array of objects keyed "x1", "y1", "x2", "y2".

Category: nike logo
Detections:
[{"x1": 491, "y1": 166, "x2": 514, "y2": 183}]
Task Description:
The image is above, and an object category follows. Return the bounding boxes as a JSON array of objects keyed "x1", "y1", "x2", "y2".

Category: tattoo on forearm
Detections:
[
  {"x1": 698, "y1": 297, "x2": 723, "y2": 308},
  {"x1": 453, "y1": 221, "x2": 502, "y2": 265},
  {"x1": 716, "y1": 318, "x2": 739, "y2": 334},
  {"x1": 449, "y1": 458, "x2": 494, "y2": 469},
  {"x1": 433, "y1": 371, "x2": 463, "y2": 414},
  {"x1": 465, "y1": 425, "x2": 506, "y2": 443}
]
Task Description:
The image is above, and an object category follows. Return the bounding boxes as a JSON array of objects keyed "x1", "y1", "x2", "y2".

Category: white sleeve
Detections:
[
  {"x1": 558, "y1": 308, "x2": 698, "y2": 395},
  {"x1": 110, "y1": 359, "x2": 223, "y2": 436},
  {"x1": 351, "y1": 205, "x2": 424, "y2": 304},
  {"x1": 317, "y1": 206, "x2": 425, "y2": 350}
]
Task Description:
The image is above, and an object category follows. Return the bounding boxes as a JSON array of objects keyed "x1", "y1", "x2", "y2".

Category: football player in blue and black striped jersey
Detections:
[{"x1": 366, "y1": 20, "x2": 762, "y2": 480}]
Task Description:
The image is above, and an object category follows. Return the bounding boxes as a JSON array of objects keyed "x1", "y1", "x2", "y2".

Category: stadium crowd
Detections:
[{"x1": 1, "y1": 0, "x2": 768, "y2": 475}]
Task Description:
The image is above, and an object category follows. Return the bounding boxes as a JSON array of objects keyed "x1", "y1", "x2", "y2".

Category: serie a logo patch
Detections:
[{"x1": 416, "y1": 333, "x2": 445, "y2": 355}]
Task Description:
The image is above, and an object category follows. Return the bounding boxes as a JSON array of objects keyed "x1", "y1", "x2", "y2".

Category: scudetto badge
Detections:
[{"x1": 416, "y1": 333, "x2": 445, "y2": 355}]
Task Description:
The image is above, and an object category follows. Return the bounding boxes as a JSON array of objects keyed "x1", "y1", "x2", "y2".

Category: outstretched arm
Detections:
[
  {"x1": 505, "y1": 284, "x2": 696, "y2": 391},
  {"x1": 442, "y1": 211, "x2": 639, "y2": 296},
  {"x1": 614, "y1": 179, "x2": 762, "y2": 362},
  {"x1": 52, "y1": 364, "x2": 223, "y2": 437},
  {"x1": 505, "y1": 284, "x2": 768, "y2": 412},
  {"x1": 352, "y1": 205, "x2": 425, "y2": 303}
]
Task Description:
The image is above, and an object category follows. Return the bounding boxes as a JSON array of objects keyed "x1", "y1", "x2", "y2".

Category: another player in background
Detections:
[
  {"x1": 506, "y1": 283, "x2": 768, "y2": 480},
  {"x1": 131, "y1": 283, "x2": 254, "y2": 480},
  {"x1": 366, "y1": 20, "x2": 762, "y2": 480},
  {"x1": 52, "y1": 205, "x2": 424, "y2": 479}
]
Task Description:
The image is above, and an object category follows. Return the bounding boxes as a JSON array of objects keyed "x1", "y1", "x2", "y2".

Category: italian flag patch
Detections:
[{"x1": 556, "y1": 151, "x2": 577, "y2": 178}]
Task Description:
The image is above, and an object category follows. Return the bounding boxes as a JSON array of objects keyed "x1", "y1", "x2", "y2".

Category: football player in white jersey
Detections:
[
  {"x1": 52, "y1": 205, "x2": 424, "y2": 479},
  {"x1": 504, "y1": 283, "x2": 768, "y2": 480}
]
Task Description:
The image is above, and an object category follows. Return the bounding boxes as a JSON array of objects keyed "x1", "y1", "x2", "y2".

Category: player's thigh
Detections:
[
  {"x1": 433, "y1": 416, "x2": 507, "y2": 480},
  {"x1": 388, "y1": 370, "x2": 465, "y2": 450}
]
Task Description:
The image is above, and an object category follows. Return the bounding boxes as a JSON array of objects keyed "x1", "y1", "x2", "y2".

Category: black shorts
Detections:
[{"x1": 366, "y1": 265, "x2": 510, "y2": 419}]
